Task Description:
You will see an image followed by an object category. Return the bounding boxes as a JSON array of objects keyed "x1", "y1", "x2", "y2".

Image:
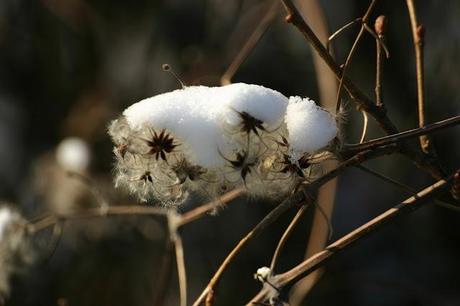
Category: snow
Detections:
[
  {"x1": 285, "y1": 96, "x2": 337, "y2": 154},
  {"x1": 113, "y1": 83, "x2": 338, "y2": 204},
  {"x1": 123, "y1": 83, "x2": 289, "y2": 167}
]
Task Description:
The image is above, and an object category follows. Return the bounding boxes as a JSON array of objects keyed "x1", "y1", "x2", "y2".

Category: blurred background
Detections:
[{"x1": 1, "y1": 0, "x2": 460, "y2": 305}]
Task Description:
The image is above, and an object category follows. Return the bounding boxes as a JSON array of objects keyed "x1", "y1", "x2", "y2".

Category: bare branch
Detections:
[
  {"x1": 269, "y1": 204, "x2": 308, "y2": 273},
  {"x1": 406, "y1": 0, "x2": 430, "y2": 153},
  {"x1": 248, "y1": 173, "x2": 455, "y2": 304},
  {"x1": 343, "y1": 115, "x2": 460, "y2": 156}
]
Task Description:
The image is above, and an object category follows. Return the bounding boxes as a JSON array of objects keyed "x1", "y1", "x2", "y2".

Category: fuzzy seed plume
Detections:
[{"x1": 109, "y1": 83, "x2": 338, "y2": 205}]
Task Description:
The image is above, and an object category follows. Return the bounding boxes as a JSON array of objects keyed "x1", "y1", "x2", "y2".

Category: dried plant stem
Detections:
[
  {"x1": 192, "y1": 195, "x2": 305, "y2": 306},
  {"x1": 269, "y1": 204, "x2": 308, "y2": 273},
  {"x1": 192, "y1": 145, "x2": 396, "y2": 306},
  {"x1": 178, "y1": 188, "x2": 245, "y2": 226},
  {"x1": 248, "y1": 175, "x2": 454, "y2": 304},
  {"x1": 288, "y1": 2, "x2": 340, "y2": 302},
  {"x1": 343, "y1": 115, "x2": 460, "y2": 156},
  {"x1": 221, "y1": 1, "x2": 279, "y2": 85},
  {"x1": 280, "y1": 0, "x2": 444, "y2": 179},
  {"x1": 326, "y1": 18, "x2": 359, "y2": 53},
  {"x1": 334, "y1": 0, "x2": 377, "y2": 112},
  {"x1": 28, "y1": 188, "x2": 245, "y2": 234},
  {"x1": 374, "y1": 15, "x2": 386, "y2": 108},
  {"x1": 356, "y1": 165, "x2": 416, "y2": 195},
  {"x1": 173, "y1": 233, "x2": 187, "y2": 306},
  {"x1": 406, "y1": 0, "x2": 429, "y2": 153},
  {"x1": 153, "y1": 239, "x2": 174, "y2": 306}
]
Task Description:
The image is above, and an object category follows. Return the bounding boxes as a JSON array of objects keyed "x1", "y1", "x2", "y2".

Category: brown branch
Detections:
[
  {"x1": 192, "y1": 145, "x2": 397, "y2": 306},
  {"x1": 28, "y1": 188, "x2": 245, "y2": 234},
  {"x1": 248, "y1": 174, "x2": 454, "y2": 305},
  {"x1": 178, "y1": 188, "x2": 246, "y2": 226},
  {"x1": 374, "y1": 15, "x2": 386, "y2": 108},
  {"x1": 280, "y1": 0, "x2": 444, "y2": 180},
  {"x1": 334, "y1": 0, "x2": 378, "y2": 112},
  {"x1": 406, "y1": 0, "x2": 429, "y2": 153},
  {"x1": 221, "y1": 1, "x2": 279, "y2": 85},
  {"x1": 173, "y1": 233, "x2": 187, "y2": 306},
  {"x1": 342, "y1": 115, "x2": 460, "y2": 156},
  {"x1": 290, "y1": 1, "x2": 340, "y2": 302},
  {"x1": 153, "y1": 239, "x2": 174, "y2": 306},
  {"x1": 192, "y1": 194, "x2": 306, "y2": 306},
  {"x1": 269, "y1": 204, "x2": 308, "y2": 273}
]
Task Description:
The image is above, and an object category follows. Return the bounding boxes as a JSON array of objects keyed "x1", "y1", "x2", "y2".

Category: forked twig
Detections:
[
  {"x1": 248, "y1": 174, "x2": 455, "y2": 304},
  {"x1": 280, "y1": 0, "x2": 444, "y2": 180},
  {"x1": 334, "y1": 0, "x2": 378, "y2": 113},
  {"x1": 192, "y1": 145, "x2": 398, "y2": 305},
  {"x1": 342, "y1": 115, "x2": 460, "y2": 156}
]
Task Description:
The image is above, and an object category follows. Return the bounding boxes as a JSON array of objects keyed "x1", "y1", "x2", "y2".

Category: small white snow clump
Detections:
[
  {"x1": 286, "y1": 96, "x2": 338, "y2": 155},
  {"x1": 56, "y1": 137, "x2": 91, "y2": 172},
  {"x1": 109, "y1": 83, "x2": 338, "y2": 205}
]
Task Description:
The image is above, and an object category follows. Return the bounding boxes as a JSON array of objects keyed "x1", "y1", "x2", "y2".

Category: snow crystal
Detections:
[{"x1": 285, "y1": 96, "x2": 337, "y2": 154}]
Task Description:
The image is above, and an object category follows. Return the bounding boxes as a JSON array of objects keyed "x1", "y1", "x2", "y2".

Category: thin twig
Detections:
[
  {"x1": 27, "y1": 206, "x2": 167, "y2": 234},
  {"x1": 406, "y1": 0, "x2": 429, "y2": 153},
  {"x1": 356, "y1": 165, "x2": 416, "y2": 194},
  {"x1": 292, "y1": 1, "x2": 340, "y2": 302},
  {"x1": 178, "y1": 188, "x2": 246, "y2": 226},
  {"x1": 357, "y1": 165, "x2": 460, "y2": 212},
  {"x1": 28, "y1": 188, "x2": 245, "y2": 234},
  {"x1": 248, "y1": 174, "x2": 454, "y2": 304},
  {"x1": 192, "y1": 194, "x2": 305, "y2": 306},
  {"x1": 173, "y1": 233, "x2": 187, "y2": 306},
  {"x1": 153, "y1": 239, "x2": 174, "y2": 306},
  {"x1": 334, "y1": 0, "x2": 378, "y2": 112},
  {"x1": 221, "y1": 1, "x2": 279, "y2": 85},
  {"x1": 280, "y1": 0, "x2": 444, "y2": 179},
  {"x1": 192, "y1": 145, "x2": 397, "y2": 306},
  {"x1": 326, "y1": 18, "x2": 360, "y2": 54},
  {"x1": 269, "y1": 204, "x2": 308, "y2": 273},
  {"x1": 374, "y1": 15, "x2": 386, "y2": 108},
  {"x1": 342, "y1": 115, "x2": 460, "y2": 156}
]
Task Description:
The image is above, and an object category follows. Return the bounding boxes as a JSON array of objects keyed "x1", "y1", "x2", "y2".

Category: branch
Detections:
[
  {"x1": 342, "y1": 115, "x2": 460, "y2": 156},
  {"x1": 192, "y1": 145, "x2": 397, "y2": 305},
  {"x1": 280, "y1": 0, "x2": 396, "y2": 134},
  {"x1": 334, "y1": 0, "x2": 377, "y2": 112},
  {"x1": 406, "y1": 0, "x2": 430, "y2": 153},
  {"x1": 28, "y1": 188, "x2": 245, "y2": 234},
  {"x1": 279, "y1": 0, "x2": 444, "y2": 180},
  {"x1": 248, "y1": 173, "x2": 455, "y2": 305}
]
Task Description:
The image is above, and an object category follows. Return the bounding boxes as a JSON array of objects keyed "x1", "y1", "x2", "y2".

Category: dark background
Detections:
[{"x1": 1, "y1": 0, "x2": 459, "y2": 305}]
